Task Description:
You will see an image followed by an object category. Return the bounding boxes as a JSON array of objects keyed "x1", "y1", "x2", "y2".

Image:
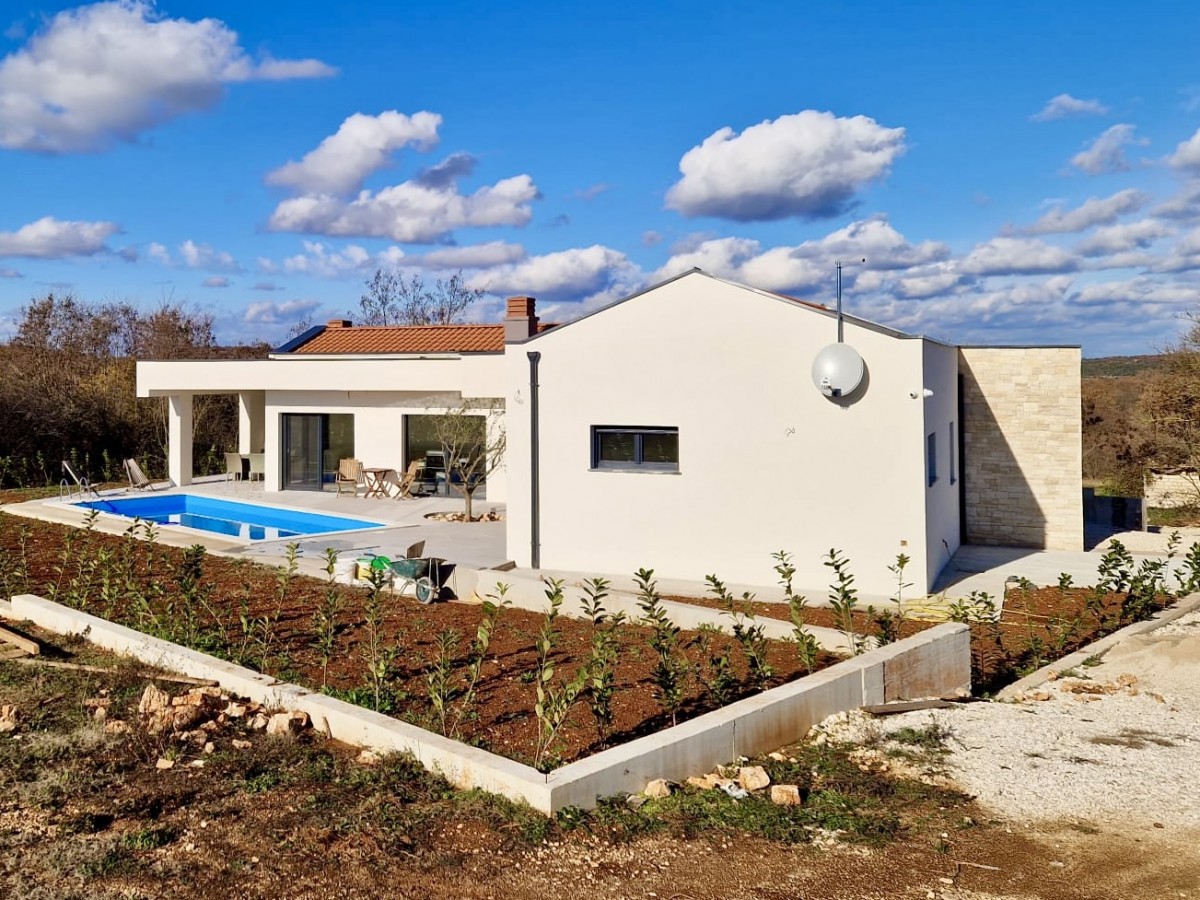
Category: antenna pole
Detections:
[{"x1": 836, "y1": 259, "x2": 844, "y2": 343}]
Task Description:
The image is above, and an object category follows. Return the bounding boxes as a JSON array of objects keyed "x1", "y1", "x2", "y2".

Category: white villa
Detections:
[{"x1": 136, "y1": 270, "x2": 1083, "y2": 596}]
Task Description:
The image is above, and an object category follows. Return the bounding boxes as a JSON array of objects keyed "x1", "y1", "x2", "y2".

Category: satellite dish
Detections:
[{"x1": 811, "y1": 342, "x2": 864, "y2": 399}]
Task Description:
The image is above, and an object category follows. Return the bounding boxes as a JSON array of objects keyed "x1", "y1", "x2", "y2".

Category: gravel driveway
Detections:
[{"x1": 881, "y1": 610, "x2": 1200, "y2": 829}]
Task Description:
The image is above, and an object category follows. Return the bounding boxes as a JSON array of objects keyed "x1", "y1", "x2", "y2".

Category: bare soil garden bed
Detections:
[
  {"x1": 0, "y1": 512, "x2": 839, "y2": 769},
  {"x1": 667, "y1": 542, "x2": 1188, "y2": 696}
]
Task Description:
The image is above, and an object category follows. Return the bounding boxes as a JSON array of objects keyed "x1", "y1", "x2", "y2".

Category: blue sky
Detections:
[{"x1": 2, "y1": 1, "x2": 1200, "y2": 355}]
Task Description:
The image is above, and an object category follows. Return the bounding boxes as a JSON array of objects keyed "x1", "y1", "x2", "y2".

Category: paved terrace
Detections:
[{"x1": 9, "y1": 480, "x2": 1197, "y2": 610}]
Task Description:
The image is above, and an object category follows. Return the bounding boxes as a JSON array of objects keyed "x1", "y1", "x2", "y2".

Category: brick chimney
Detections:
[
  {"x1": 503, "y1": 296, "x2": 538, "y2": 342},
  {"x1": 326, "y1": 319, "x2": 352, "y2": 329}
]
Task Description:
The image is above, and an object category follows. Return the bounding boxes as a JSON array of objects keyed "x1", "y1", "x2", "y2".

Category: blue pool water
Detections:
[{"x1": 75, "y1": 495, "x2": 383, "y2": 542}]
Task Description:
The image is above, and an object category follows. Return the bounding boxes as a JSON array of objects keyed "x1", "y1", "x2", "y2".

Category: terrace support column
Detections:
[
  {"x1": 168, "y1": 393, "x2": 193, "y2": 487},
  {"x1": 238, "y1": 391, "x2": 265, "y2": 454}
]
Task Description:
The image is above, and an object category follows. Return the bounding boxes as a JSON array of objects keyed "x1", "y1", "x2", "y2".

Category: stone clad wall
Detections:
[{"x1": 958, "y1": 348, "x2": 1083, "y2": 549}]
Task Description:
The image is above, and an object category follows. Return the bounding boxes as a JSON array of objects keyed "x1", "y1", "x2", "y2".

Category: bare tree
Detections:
[
  {"x1": 430, "y1": 401, "x2": 506, "y2": 521},
  {"x1": 357, "y1": 269, "x2": 483, "y2": 326}
]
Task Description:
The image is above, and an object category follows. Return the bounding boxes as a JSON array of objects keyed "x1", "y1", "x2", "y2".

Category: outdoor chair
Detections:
[
  {"x1": 336, "y1": 458, "x2": 365, "y2": 497},
  {"x1": 224, "y1": 452, "x2": 243, "y2": 483},
  {"x1": 247, "y1": 453, "x2": 265, "y2": 483},
  {"x1": 60, "y1": 460, "x2": 100, "y2": 501},
  {"x1": 123, "y1": 458, "x2": 160, "y2": 492},
  {"x1": 395, "y1": 459, "x2": 425, "y2": 499}
]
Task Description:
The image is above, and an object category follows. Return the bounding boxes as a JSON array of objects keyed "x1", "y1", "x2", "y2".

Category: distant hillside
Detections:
[{"x1": 1082, "y1": 354, "x2": 1166, "y2": 378}]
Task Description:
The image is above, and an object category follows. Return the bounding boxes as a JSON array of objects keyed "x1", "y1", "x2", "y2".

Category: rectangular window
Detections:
[
  {"x1": 949, "y1": 421, "x2": 957, "y2": 485},
  {"x1": 592, "y1": 427, "x2": 679, "y2": 471},
  {"x1": 927, "y1": 432, "x2": 938, "y2": 487}
]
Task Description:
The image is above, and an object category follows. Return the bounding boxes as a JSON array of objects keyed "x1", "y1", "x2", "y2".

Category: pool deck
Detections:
[{"x1": 3, "y1": 476, "x2": 510, "y2": 583}]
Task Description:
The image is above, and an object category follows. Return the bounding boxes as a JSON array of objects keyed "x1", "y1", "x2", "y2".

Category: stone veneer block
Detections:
[{"x1": 958, "y1": 347, "x2": 1083, "y2": 550}]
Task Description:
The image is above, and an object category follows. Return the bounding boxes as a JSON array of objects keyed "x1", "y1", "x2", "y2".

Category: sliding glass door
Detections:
[{"x1": 281, "y1": 413, "x2": 354, "y2": 490}]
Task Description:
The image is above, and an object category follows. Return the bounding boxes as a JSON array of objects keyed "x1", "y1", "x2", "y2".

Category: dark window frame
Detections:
[
  {"x1": 927, "y1": 431, "x2": 938, "y2": 487},
  {"x1": 591, "y1": 426, "x2": 679, "y2": 472},
  {"x1": 949, "y1": 421, "x2": 957, "y2": 485}
]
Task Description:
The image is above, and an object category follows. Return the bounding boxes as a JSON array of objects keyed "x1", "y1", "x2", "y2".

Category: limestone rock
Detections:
[
  {"x1": 138, "y1": 684, "x2": 170, "y2": 716},
  {"x1": 104, "y1": 720, "x2": 130, "y2": 735},
  {"x1": 247, "y1": 713, "x2": 269, "y2": 731},
  {"x1": 0, "y1": 705, "x2": 18, "y2": 733},
  {"x1": 738, "y1": 766, "x2": 770, "y2": 791},
  {"x1": 266, "y1": 711, "x2": 310, "y2": 736},
  {"x1": 357, "y1": 750, "x2": 381, "y2": 766},
  {"x1": 643, "y1": 778, "x2": 672, "y2": 799},
  {"x1": 232, "y1": 739, "x2": 252, "y2": 750},
  {"x1": 155, "y1": 757, "x2": 175, "y2": 770},
  {"x1": 770, "y1": 784, "x2": 803, "y2": 806}
]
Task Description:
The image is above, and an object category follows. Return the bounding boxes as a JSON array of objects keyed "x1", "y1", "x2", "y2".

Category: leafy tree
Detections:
[{"x1": 357, "y1": 268, "x2": 482, "y2": 326}]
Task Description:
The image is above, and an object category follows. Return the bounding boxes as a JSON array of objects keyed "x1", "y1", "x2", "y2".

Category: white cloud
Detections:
[
  {"x1": 147, "y1": 242, "x2": 171, "y2": 264},
  {"x1": 265, "y1": 111, "x2": 441, "y2": 195},
  {"x1": 201, "y1": 275, "x2": 230, "y2": 288},
  {"x1": 0, "y1": 0, "x2": 334, "y2": 153},
  {"x1": 665, "y1": 110, "x2": 906, "y2": 221},
  {"x1": 467, "y1": 245, "x2": 641, "y2": 303},
  {"x1": 1070, "y1": 124, "x2": 1146, "y2": 175},
  {"x1": 268, "y1": 172, "x2": 539, "y2": 242},
  {"x1": 642, "y1": 230, "x2": 663, "y2": 247},
  {"x1": 243, "y1": 298, "x2": 321, "y2": 324},
  {"x1": 281, "y1": 241, "x2": 371, "y2": 277},
  {"x1": 959, "y1": 237, "x2": 1079, "y2": 276},
  {"x1": 179, "y1": 240, "x2": 241, "y2": 272},
  {"x1": 0, "y1": 266, "x2": 21, "y2": 277},
  {"x1": 895, "y1": 263, "x2": 965, "y2": 299},
  {"x1": 1027, "y1": 189, "x2": 1147, "y2": 234},
  {"x1": 415, "y1": 241, "x2": 526, "y2": 270},
  {"x1": 1154, "y1": 181, "x2": 1200, "y2": 221},
  {"x1": 1168, "y1": 127, "x2": 1200, "y2": 171},
  {"x1": 1076, "y1": 219, "x2": 1174, "y2": 256},
  {"x1": 654, "y1": 218, "x2": 947, "y2": 294},
  {"x1": 1031, "y1": 94, "x2": 1109, "y2": 122},
  {"x1": 1152, "y1": 227, "x2": 1200, "y2": 273},
  {"x1": 252, "y1": 281, "x2": 283, "y2": 291},
  {"x1": 1073, "y1": 276, "x2": 1199, "y2": 306},
  {"x1": 0, "y1": 216, "x2": 118, "y2": 257}
]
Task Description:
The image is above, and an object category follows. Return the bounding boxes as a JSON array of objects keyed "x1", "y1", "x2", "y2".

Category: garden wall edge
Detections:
[{"x1": 3, "y1": 594, "x2": 970, "y2": 815}]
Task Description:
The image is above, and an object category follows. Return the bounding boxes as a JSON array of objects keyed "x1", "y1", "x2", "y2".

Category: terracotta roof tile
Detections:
[{"x1": 289, "y1": 323, "x2": 553, "y2": 355}]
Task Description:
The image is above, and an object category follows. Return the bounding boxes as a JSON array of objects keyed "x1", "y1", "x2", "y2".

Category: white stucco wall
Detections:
[
  {"x1": 921, "y1": 342, "x2": 962, "y2": 589},
  {"x1": 136, "y1": 356, "x2": 507, "y2": 498},
  {"x1": 504, "y1": 272, "x2": 935, "y2": 596},
  {"x1": 262, "y1": 390, "x2": 506, "y2": 501}
]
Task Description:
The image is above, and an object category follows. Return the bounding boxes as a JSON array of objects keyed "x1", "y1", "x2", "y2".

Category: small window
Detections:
[
  {"x1": 927, "y1": 432, "x2": 938, "y2": 487},
  {"x1": 949, "y1": 421, "x2": 957, "y2": 485},
  {"x1": 592, "y1": 427, "x2": 679, "y2": 471}
]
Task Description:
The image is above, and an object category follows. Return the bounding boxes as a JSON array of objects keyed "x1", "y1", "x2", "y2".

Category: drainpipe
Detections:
[{"x1": 527, "y1": 351, "x2": 541, "y2": 570}]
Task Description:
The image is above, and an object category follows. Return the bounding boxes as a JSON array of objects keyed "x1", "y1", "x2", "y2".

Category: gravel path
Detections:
[{"x1": 851, "y1": 611, "x2": 1200, "y2": 828}]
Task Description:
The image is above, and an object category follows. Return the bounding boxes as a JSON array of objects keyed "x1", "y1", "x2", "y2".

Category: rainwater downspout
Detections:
[{"x1": 527, "y1": 351, "x2": 541, "y2": 569}]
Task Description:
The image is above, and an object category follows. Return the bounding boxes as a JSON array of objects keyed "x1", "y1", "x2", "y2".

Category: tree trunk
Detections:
[{"x1": 463, "y1": 486, "x2": 474, "y2": 521}]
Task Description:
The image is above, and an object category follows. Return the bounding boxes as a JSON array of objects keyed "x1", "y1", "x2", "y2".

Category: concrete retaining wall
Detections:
[{"x1": 5, "y1": 593, "x2": 969, "y2": 814}]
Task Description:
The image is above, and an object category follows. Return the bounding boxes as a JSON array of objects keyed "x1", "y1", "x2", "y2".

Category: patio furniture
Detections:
[
  {"x1": 336, "y1": 458, "x2": 365, "y2": 497},
  {"x1": 223, "y1": 452, "x2": 243, "y2": 483},
  {"x1": 362, "y1": 466, "x2": 395, "y2": 499},
  {"x1": 123, "y1": 458, "x2": 160, "y2": 492},
  {"x1": 246, "y1": 453, "x2": 265, "y2": 483},
  {"x1": 60, "y1": 460, "x2": 101, "y2": 501},
  {"x1": 395, "y1": 459, "x2": 425, "y2": 499}
]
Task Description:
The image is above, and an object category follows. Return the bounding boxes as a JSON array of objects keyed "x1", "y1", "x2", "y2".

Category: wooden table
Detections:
[{"x1": 362, "y1": 467, "x2": 395, "y2": 498}]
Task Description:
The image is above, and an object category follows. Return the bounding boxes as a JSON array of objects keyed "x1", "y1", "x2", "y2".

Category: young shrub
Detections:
[
  {"x1": 694, "y1": 624, "x2": 738, "y2": 706},
  {"x1": 533, "y1": 578, "x2": 588, "y2": 769},
  {"x1": 824, "y1": 549, "x2": 864, "y2": 654},
  {"x1": 428, "y1": 584, "x2": 510, "y2": 740},
  {"x1": 360, "y1": 566, "x2": 397, "y2": 712},
  {"x1": 312, "y1": 548, "x2": 345, "y2": 689},
  {"x1": 634, "y1": 568, "x2": 689, "y2": 725},
  {"x1": 774, "y1": 550, "x2": 821, "y2": 674},
  {"x1": 705, "y1": 573, "x2": 773, "y2": 691},
  {"x1": 579, "y1": 577, "x2": 625, "y2": 747},
  {"x1": 1178, "y1": 542, "x2": 1200, "y2": 595}
]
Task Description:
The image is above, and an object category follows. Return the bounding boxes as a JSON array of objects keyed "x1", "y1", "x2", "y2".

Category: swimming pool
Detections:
[{"x1": 75, "y1": 495, "x2": 384, "y2": 542}]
